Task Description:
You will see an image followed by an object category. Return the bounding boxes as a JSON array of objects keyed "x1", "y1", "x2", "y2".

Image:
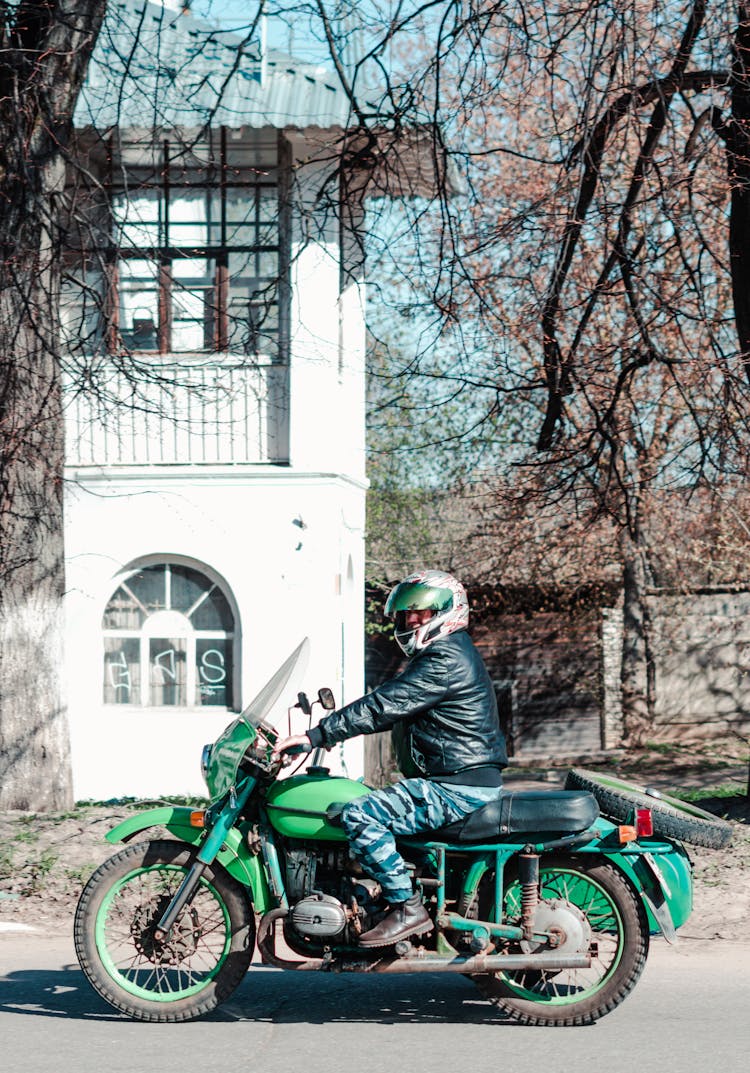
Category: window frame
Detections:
[
  {"x1": 105, "y1": 128, "x2": 285, "y2": 359},
  {"x1": 102, "y1": 561, "x2": 239, "y2": 712}
]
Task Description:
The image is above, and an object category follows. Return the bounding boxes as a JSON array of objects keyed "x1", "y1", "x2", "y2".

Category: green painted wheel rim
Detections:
[
  {"x1": 500, "y1": 868, "x2": 624, "y2": 1006},
  {"x1": 95, "y1": 863, "x2": 231, "y2": 1002}
]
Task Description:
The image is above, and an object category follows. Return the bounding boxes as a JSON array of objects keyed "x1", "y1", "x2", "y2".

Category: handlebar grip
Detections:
[{"x1": 284, "y1": 742, "x2": 312, "y2": 755}]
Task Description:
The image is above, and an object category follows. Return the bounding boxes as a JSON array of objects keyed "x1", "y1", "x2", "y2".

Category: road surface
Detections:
[{"x1": 1, "y1": 932, "x2": 748, "y2": 1073}]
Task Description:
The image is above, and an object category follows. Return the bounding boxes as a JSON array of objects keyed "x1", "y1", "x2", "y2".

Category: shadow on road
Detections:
[{"x1": 0, "y1": 961, "x2": 525, "y2": 1026}]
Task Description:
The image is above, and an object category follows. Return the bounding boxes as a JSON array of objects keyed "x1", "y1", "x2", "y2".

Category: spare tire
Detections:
[{"x1": 564, "y1": 768, "x2": 734, "y2": 849}]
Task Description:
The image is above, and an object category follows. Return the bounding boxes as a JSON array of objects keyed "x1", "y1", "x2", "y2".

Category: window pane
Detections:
[
  {"x1": 225, "y1": 139, "x2": 277, "y2": 174},
  {"x1": 170, "y1": 565, "x2": 234, "y2": 629},
  {"x1": 168, "y1": 194, "x2": 209, "y2": 247},
  {"x1": 172, "y1": 287, "x2": 213, "y2": 351},
  {"x1": 104, "y1": 637, "x2": 141, "y2": 704},
  {"x1": 61, "y1": 268, "x2": 106, "y2": 354},
  {"x1": 172, "y1": 257, "x2": 210, "y2": 280},
  {"x1": 119, "y1": 259, "x2": 159, "y2": 351},
  {"x1": 114, "y1": 192, "x2": 161, "y2": 248},
  {"x1": 227, "y1": 265, "x2": 279, "y2": 359},
  {"x1": 225, "y1": 192, "x2": 258, "y2": 247},
  {"x1": 103, "y1": 585, "x2": 145, "y2": 630},
  {"x1": 192, "y1": 589, "x2": 234, "y2": 631},
  {"x1": 224, "y1": 221, "x2": 257, "y2": 247},
  {"x1": 196, "y1": 638, "x2": 233, "y2": 707},
  {"x1": 257, "y1": 250, "x2": 278, "y2": 278},
  {"x1": 149, "y1": 639, "x2": 187, "y2": 706},
  {"x1": 170, "y1": 566, "x2": 209, "y2": 615},
  {"x1": 258, "y1": 188, "x2": 278, "y2": 224},
  {"x1": 125, "y1": 566, "x2": 167, "y2": 615}
]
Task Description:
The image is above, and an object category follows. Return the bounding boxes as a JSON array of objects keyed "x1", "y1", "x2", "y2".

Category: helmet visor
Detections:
[{"x1": 385, "y1": 581, "x2": 453, "y2": 616}]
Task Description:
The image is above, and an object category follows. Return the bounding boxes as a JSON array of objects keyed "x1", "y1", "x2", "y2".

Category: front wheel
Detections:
[
  {"x1": 473, "y1": 856, "x2": 649, "y2": 1026},
  {"x1": 74, "y1": 840, "x2": 255, "y2": 1022}
]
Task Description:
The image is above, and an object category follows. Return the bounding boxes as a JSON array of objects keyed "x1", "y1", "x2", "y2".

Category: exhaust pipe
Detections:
[
  {"x1": 256, "y1": 909, "x2": 590, "y2": 975},
  {"x1": 364, "y1": 951, "x2": 590, "y2": 974}
]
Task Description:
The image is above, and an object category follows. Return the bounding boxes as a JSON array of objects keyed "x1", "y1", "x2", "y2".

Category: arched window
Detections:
[{"x1": 102, "y1": 563, "x2": 235, "y2": 709}]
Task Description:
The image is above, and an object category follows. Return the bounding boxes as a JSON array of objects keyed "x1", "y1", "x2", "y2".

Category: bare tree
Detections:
[
  {"x1": 0, "y1": 0, "x2": 107, "y2": 809},
  {"x1": 319, "y1": 2, "x2": 750, "y2": 741}
]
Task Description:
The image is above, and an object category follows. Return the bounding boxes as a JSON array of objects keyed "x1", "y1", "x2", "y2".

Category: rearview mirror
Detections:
[
  {"x1": 318, "y1": 687, "x2": 336, "y2": 710},
  {"x1": 296, "y1": 692, "x2": 312, "y2": 715}
]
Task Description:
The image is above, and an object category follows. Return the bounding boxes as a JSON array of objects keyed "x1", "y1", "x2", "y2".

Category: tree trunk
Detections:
[
  {"x1": 729, "y1": 6, "x2": 750, "y2": 375},
  {"x1": 0, "y1": 276, "x2": 71, "y2": 810},
  {"x1": 0, "y1": 1, "x2": 106, "y2": 810},
  {"x1": 619, "y1": 528, "x2": 656, "y2": 747},
  {"x1": 363, "y1": 731, "x2": 399, "y2": 789}
]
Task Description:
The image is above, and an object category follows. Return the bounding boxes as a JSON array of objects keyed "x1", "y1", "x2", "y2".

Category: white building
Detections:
[{"x1": 62, "y1": 3, "x2": 373, "y2": 799}]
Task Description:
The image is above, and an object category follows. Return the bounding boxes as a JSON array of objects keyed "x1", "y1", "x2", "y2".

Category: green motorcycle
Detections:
[{"x1": 74, "y1": 640, "x2": 732, "y2": 1026}]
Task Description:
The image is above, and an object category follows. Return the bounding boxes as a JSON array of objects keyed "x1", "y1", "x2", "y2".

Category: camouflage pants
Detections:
[{"x1": 339, "y1": 778, "x2": 503, "y2": 904}]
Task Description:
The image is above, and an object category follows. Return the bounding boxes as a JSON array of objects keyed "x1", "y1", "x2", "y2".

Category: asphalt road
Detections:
[{"x1": 1, "y1": 932, "x2": 749, "y2": 1073}]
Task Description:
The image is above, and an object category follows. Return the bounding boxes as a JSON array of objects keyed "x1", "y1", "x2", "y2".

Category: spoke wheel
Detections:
[
  {"x1": 75, "y1": 840, "x2": 255, "y2": 1022},
  {"x1": 473, "y1": 856, "x2": 649, "y2": 1026}
]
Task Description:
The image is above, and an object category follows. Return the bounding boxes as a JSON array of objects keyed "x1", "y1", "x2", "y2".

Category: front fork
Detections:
[{"x1": 153, "y1": 777, "x2": 257, "y2": 941}]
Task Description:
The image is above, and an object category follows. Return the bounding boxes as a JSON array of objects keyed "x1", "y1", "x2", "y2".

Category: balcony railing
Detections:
[{"x1": 65, "y1": 357, "x2": 289, "y2": 468}]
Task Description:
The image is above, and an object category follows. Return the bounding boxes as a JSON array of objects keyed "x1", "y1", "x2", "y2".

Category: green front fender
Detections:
[{"x1": 106, "y1": 807, "x2": 273, "y2": 913}]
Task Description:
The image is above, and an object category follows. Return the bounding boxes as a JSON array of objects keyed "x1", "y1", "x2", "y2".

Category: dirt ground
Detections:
[{"x1": 1, "y1": 746, "x2": 748, "y2": 943}]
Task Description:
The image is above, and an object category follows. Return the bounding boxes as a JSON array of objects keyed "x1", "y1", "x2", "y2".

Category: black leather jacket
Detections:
[{"x1": 307, "y1": 630, "x2": 507, "y2": 780}]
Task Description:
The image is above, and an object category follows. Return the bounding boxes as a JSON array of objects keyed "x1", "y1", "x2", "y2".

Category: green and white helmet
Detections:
[{"x1": 384, "y1": 569, "x2": 470, "y2": 656}]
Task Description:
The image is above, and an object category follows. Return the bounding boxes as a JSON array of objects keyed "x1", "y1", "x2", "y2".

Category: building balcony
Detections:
[{"x1": 65, "y1": 356, "x2": 289, "y2": 469}]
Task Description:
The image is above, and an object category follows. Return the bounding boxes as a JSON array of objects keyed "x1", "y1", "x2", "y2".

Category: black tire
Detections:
[
  {"x1": 474, "y1": 856, "x2": 650, "y2": 1026},
  {"x1": 565, "y1": 768, "x2": 733, "y2": 849},
  {"x1": 74, "y1": 840, "x2": 255, "y2": 1022}
]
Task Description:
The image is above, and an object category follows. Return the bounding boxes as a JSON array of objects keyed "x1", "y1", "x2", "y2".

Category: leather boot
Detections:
[{"x1": 358, "y1": 893, "x2": 432, "y2": 948}]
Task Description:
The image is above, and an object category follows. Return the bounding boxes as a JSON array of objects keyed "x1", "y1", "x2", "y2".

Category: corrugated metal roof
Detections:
[{"x1": 76, "y1": 1, "x2": 358, "y2": 131}]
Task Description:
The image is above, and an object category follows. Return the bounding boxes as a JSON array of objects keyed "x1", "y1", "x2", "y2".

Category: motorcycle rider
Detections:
[{"x1": 274, "y1": 569, "x2": 507, "y2": 948}]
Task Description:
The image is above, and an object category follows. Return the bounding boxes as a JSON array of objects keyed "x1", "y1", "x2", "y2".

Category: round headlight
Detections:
[{"x1": 200, "y1": 744, "x2": 213, "y2": 781}]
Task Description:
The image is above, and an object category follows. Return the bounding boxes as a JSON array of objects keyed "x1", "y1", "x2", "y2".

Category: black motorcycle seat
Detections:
[
  {"x1": 424, "y1": 790, "x2": 600, "y2": 843},
  {"x1": 326, "y1": 790, "x2": 600, "y2": 844}
]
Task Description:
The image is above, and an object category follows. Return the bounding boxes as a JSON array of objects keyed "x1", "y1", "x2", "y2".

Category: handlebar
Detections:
[{"x1": 283, "y1": 742, "x2": 312, "y2": 756}]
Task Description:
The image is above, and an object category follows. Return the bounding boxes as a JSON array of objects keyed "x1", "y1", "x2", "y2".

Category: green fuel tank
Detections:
[{"x1": 265, "y1": 770, "x2": 371, "y2": 841}]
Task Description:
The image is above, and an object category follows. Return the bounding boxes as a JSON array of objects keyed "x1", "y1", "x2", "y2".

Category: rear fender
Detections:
[
  {"x1": 606, "y1": 843, "x2": 693, "y2": 938},
  {"x1": 537, "y1": 819, "x2": 694, "y2": 937},
  {"x1": 105, "y1": 807, "x2": 273, "y2": 913}
]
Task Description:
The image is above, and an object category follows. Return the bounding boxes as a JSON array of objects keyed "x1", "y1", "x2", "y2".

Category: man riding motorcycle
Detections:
[{"x1": 274, "y1": 569, "x2": 507, "y2": 947}]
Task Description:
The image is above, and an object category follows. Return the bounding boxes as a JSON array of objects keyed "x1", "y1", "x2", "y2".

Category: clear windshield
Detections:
[{"x1": 240, "y1": 637, "x2": 310, "y2": 727}]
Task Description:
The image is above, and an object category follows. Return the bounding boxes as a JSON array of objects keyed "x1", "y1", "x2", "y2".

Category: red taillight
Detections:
[{"x1": 636, "y1": 808, "x2": 654, "y2": 838}]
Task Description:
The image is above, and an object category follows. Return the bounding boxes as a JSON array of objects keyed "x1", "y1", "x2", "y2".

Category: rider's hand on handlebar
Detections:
[{"x1": 272, "y1": 734, "x2": 313, "y2": 764}]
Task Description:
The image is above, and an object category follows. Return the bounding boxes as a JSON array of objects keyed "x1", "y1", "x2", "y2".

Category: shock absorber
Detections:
[{"x1": 518, "y1": 850, "x2": 540, "y2": 942}]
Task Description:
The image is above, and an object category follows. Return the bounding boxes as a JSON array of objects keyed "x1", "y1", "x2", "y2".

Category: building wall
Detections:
[
  {"x1": 649, "y1": 590, "x2": 750, "y2": 742},
  {"x1": 470, "y1": 589, "x2": 750, "y2": 758},
  {"x1": 63, "y1": 140, "x2": 369, "y2": 800},
  {"x1": 64, "y1": 470, "x2": 366, "y2": 799}
]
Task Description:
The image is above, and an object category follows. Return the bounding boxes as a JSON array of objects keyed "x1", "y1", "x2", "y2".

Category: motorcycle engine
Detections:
[
  {"x1": 283, "y1": 845, "x2": 384, "y2": 943},
  {"x1": 290, "y1": 893, "x2": 347, "y2": 939}
]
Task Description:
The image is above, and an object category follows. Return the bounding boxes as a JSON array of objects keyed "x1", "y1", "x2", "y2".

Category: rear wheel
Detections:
[
  {"x1": 74, "y1": 840, "x2": 255, "y2": 1022},
  {"x1": 473, "y1": 856, "x2": 649, "y2": 1026}
]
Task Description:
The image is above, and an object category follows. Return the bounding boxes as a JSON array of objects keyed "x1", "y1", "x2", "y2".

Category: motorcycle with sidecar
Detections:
[{"x1": 74, "y1": 639, "x2": 732, "y2": 1025}]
